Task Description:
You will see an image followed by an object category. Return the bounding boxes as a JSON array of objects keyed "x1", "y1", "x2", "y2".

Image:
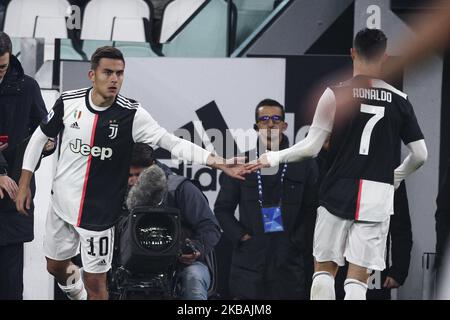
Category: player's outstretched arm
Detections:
[
  {"x1": 134, "y1": 107, "x2": 248, "y2": 180},
  {"x1": 394, "y1": 139, "x2": 428, "y2": 189},
  {"x1": 246, "y1": 126, "x2": 329, "y2": 171}
]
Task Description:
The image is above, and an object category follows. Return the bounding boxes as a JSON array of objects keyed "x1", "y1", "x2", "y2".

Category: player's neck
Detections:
[
  {"x1": 91, "y1": 88, "x2": 114, "y2": 108},
  {"x1": 353, "y1": 62, "x2": 381, "y2": 79}
]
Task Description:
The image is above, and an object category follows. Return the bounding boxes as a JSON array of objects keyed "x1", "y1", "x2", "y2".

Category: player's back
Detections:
[{"x1": 319, "y1": 75, "x2": 423, "y2": 221}]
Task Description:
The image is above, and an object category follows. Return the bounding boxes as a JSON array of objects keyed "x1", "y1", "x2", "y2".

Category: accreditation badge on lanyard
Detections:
[
  {"x1": 261, "y1": 206, "x2": 284, "y2": 233},
  {"x1": 256, "y1": 159, "x2": 287, "y2": 233}
]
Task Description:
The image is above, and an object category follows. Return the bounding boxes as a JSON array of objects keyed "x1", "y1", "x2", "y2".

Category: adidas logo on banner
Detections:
[{"x1": 70, "y1": 122, "x2": 80, "y2": 129}]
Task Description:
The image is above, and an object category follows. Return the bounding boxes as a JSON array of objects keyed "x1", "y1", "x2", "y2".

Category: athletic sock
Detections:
[
  {"x1": 58, "y1": 268, "x2": 87, "y2": 300},
  {"x1": 344, "y1": 278, "x2": 368, "y2": 300},
  {"x1": 310, "y1": 271, "x2": 336, "y2": 300}
]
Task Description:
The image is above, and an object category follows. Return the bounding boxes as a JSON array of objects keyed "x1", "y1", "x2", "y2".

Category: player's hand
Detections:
[
  {"x1": 43, "y1": 138, "x2": 56, "y2": 153},
  {"x1": 15, "y1": 186, "x2": 32, "y2": 215},
  {"x1": 244, "y1": 153, "x2": 271, "y2": 172},
  {"x1": 179, "y1": 251, "x2": 201, "y2": 265},
  {"x1": 0, "y1": 175, "x2": 18, "y2": 200},
  {"x1": 220, "y1": 164, "x2": 253, "y2": 181},
  {"x1": 208, "y1": 155, "x2": 251, "y2": 181},
  {"x1": 239, "y1": 234, "x2": 252, "y2": 242},
  {"x1": 0, "y1": 142, "x2": 8, "y2": 152},
  {"x1": 383, "y1": 276, "x2": 400, "y2": 289}
]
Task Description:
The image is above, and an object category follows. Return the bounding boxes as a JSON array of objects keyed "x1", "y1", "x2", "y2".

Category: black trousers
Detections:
[{"x1": 0, "y1": 243, "x2": 24, "y2": 300}]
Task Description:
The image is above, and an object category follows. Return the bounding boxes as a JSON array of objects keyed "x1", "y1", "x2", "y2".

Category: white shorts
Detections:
[
  {"x1": 43, "y1": 206, "x2": 114, "y2": 273},
  {"x1": 313, "y1": 206, "x2": 390, "y2": 271}
]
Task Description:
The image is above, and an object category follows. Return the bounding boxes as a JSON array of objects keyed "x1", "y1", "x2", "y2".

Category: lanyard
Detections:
[{"x1": 256, "y1": 150, "x2": 287, "y2": 208}]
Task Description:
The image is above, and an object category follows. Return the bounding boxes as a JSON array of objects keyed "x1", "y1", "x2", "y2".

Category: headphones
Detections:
[{"x1": 253, "y1": 123, "x2": 259, "y2": 131}]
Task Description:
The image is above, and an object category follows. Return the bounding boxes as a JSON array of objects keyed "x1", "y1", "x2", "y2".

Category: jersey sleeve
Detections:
[
  {"x1": 132, "y1": 106, "x2": 168, "y2": 145},
  {"x1": 40, "y1": 97, "x2": 64, "y2": 138},
  {"x1": 399, "y1": 98, "x2": 424, "y2": 144},
  {"x1": 310, "y1": 87, "x2": 336, "y2": 133},
  {"x1": 132, "y1": 107, "x2": 211, "y2": 165}
]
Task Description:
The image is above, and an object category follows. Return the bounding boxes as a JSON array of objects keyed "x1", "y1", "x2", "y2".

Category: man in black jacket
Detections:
[
  {"x1": 0, "y1": 31, "x2": 48, "y2": 299},
  {"x1": 214, "y1": 99, "x2": 318, "y2": 299}
]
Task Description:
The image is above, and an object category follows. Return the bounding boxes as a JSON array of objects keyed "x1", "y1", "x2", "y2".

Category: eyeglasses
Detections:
[{"x1": 257, "y1": 115, "x2": 284, "y2": 124}]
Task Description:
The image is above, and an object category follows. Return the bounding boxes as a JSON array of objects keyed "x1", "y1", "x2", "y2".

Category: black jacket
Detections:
[
  {"x1": 0, "y1": 55, "x2": 47, "y2": 246},
  {"x1": 387, "y1": 181, "x2": 413, "y2": 286},
  {"x1": 160, "y1": 162, "x2": 221, "y2": 264},
  {"x1": 214, "y1": 137, "x2": 319, "y2": 299}
]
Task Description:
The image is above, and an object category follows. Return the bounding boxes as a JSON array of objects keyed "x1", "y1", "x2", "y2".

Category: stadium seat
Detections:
[
  {"x1": 162, "y1": 0, "x2": 229, "y2": 57},
  {"x1": 59, "y1": 39, "x2": 160, "y2": 61},
  {"x1": 232, "y1": 0, "x2": 275, "y2": 49},
  {"x1": 10, "y1": 37, "x2": 22, "y2": 57},
  {"x1": 34, "y1": 16, "x2": 68, "y2": 60},
  {"x1": 114, "y1": 41, "x2": 161, "y2": 57},
  {"x1": 111, "y1": 17, "x2": 146, "y2": 42},
  {"x1": 233, "y1": 0, "x2": 275, "y2": 11},
  {"x1": 159, "y1": 0, "x2": 206, "y2": 44},
  {"x1": 3, "y1": 0, "x2": 70, "y2": 38},
  {"x1": 81, "y1": 0, "x2": 152, "y2": 41}
]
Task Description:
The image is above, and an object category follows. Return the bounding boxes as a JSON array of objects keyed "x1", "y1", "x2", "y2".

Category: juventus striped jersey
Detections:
[
  {"x1": 38, "y1": 87, "x2": 192, "y2": 230},
  {"x1": 318, "y1": 75, "x2": 424, "y2": 221}
]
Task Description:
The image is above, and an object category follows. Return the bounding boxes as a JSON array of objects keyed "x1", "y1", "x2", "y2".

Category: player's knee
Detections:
[
  {"x1": 46, "y1": 259, "x2": 68, "y2": 278},
  {"x1": 344, "y1": 278, "x2": 368, "y2": 300},
  {"x1": 310, "y1": 271, "x2": 336, "y2": 300}
]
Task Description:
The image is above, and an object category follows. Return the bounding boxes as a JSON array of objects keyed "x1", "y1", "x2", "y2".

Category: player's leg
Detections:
[
  {"x1": 344, "y1": 217, "x2": 391, "y2": 300},
  {"x1": 311, "y1": 206, "x2": 352, "y2": 300},
  {"x1": 44, "y1": 207, "x2": 86, "y2": 300},
  {"x1": 46, "y1": 257, "x2": 87, "y2": 300},
  {"x1": 83, "y1": 271, "x2": 108, "y2": 300},
  {"x1": 77, "y1": 226, "x2": 115, "y2": 300},
  {"x1": 344, "y1": 263, "x2": 370, "y2": 300},
  {"x1": 311, "y1": 260, "x2": 339, "y2": 300}
]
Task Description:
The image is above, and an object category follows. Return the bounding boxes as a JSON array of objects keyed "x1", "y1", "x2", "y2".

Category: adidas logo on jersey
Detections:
[
  {"x1": 98, "y1": 259, "x2": 107, "y2": 266},
  {"x1": 70, "y1": 122, "x2": 80, "y2": 129},
  {"x1": 70, "y1": 139, "x2": 113, "y2": 160}
]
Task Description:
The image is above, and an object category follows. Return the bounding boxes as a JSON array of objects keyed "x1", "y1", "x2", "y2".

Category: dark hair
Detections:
[
  {"x1": 255, "y1": 98, "x2": 285, "y2": 122},
  {"x1": 353, "y1": 28, "x2": 387, "y2": 61},
  {"x1": 130, "y1": 143, "x2": 155, "y2": 167},
  {"x1": 0, "y1": 31, "x2": 12, "y2": 56},
  {"x1": 90, "y1": 46, "x2": 125, "y2": 70}
]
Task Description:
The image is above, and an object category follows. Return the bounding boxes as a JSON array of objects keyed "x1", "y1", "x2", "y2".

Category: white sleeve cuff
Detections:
[
  {"x1": 265, "y1": 151, "x2": 281, "y2": 167},
  {"x1": 22, "y1": 127, "x2": 50, "y2": 172}
]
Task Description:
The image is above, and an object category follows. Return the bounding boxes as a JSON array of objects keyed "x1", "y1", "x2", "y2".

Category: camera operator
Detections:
[{"x1": 126, "y1": 143, "x2": 221, "y2": 300}]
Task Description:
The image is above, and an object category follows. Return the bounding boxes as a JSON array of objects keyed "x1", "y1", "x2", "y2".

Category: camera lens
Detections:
[{"x1": 135, "y1": 215, "x2": 176, "y2": 251}]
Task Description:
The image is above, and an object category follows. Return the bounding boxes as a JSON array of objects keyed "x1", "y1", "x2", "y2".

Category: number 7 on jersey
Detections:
[{"x1": 359, "y1": 104, "x2": 385, "y2": 155}]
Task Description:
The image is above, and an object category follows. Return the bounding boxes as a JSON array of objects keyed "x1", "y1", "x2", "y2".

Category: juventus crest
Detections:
[{"x1": 108, "y1": 123, "x2": 118, "y2": 139}]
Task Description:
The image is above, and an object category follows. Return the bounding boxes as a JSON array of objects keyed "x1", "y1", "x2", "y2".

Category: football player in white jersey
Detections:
[
  {"x1": 15, "y1": 47, "x2": 248, "y2": 300},
  {"x1": 248, "y1": 29, "x2": 428, "y2": 300}
]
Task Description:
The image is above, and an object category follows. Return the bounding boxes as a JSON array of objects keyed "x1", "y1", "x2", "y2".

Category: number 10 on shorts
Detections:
[{"x1": 87, "y1": 236, "x2": 109, "y2": 256}]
